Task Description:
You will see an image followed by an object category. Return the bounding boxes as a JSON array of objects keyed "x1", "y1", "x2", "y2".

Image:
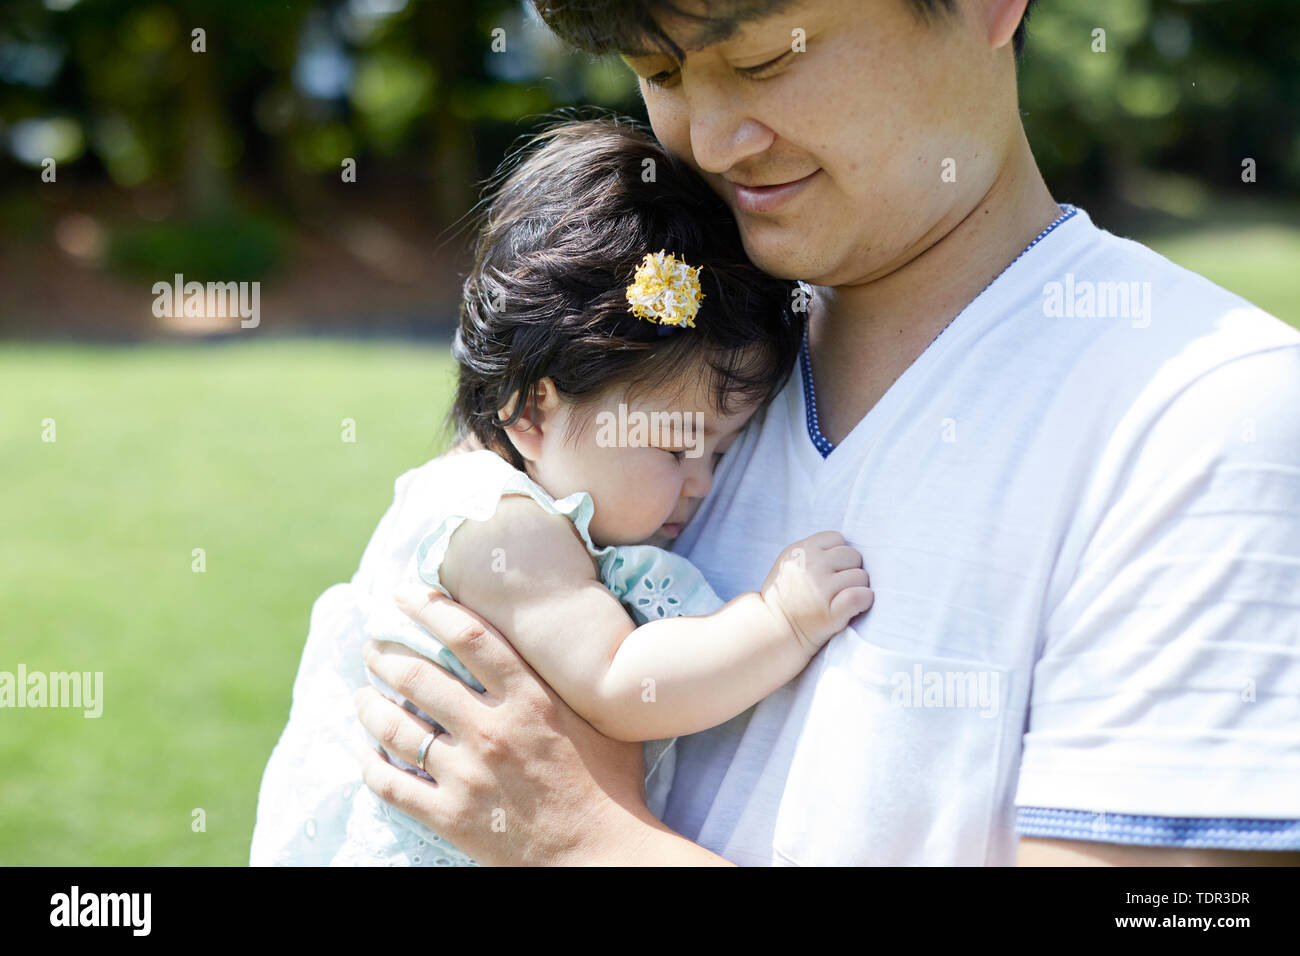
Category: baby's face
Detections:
[{"x1": 530, "y1": 361, "x2": 761, "y2": 548}]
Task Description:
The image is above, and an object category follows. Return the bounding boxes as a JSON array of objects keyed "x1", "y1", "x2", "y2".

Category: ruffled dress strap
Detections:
[
  {"x1": 414, "y1": 450, "x2": 616, "y2": 597},
  {"x1": 413, "y1": 452, "x2": 728, "y2": 626},
  {"x1": 390, "y1": 450, "x2": 614, "y2": 694}
]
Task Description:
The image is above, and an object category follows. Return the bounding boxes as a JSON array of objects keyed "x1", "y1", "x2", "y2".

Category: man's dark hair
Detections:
[
  {"x1": 533, "y1": 0, "x2": 1037, "y2": 59},
  {"x1": 450, "y1": 114, "x2": 803, "y2": 471}
]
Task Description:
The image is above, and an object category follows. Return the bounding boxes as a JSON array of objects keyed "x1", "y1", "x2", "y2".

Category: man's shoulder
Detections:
[
  {"x1": 1071, "y1": 213, "x2": 1297, "y2": 349},
  {"x1": 1007, "y1": 208, "x2": 1300, "y2": 419}
]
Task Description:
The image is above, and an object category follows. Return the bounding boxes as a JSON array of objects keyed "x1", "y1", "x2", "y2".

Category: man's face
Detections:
[{"x1": 622, "y1": 0, "x2": 1014, "y2": 287}]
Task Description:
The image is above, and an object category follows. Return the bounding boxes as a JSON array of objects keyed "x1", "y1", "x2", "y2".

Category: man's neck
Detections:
[{"x1": 807, "y1": 126, "x2": 1061, "y2": 445}]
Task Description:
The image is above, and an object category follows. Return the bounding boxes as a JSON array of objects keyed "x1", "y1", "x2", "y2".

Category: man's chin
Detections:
[{"x1": 737, "y1": 225, "x2": 825, "y2": 281}]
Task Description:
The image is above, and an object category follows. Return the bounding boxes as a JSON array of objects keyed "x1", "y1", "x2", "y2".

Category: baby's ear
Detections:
[{"x1": 496, "y1": 379, "x2": 559, "y2": 462}]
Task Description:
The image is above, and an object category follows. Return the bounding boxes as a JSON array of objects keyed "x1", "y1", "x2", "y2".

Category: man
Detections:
[{"x1": 348, "y1": 0, "x2": 1300, "y2": 864}]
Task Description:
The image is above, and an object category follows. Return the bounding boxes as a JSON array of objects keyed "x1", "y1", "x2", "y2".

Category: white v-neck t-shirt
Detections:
[{"x1": 661, "y1": 205, "x2": 1300, "y2": 865}]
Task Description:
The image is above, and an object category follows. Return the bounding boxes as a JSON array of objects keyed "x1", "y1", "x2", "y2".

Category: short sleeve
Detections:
[{"x1": 1016, "y1": 345, "x2": 1300, "y2": 823}]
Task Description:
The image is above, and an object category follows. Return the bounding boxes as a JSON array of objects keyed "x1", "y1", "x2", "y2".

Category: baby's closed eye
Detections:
[{"x1": 663, "y1": 448, "x2": 725, "y2": 467}]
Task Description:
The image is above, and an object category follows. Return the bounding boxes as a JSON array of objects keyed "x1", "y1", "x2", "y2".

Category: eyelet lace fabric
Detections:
[{"x1": 628, "y1": 569, "x2": 684, "y2": 619}]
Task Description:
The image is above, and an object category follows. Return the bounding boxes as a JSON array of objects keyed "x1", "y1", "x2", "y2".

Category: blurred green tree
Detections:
[{"x1": 1, "y1": 0, "x2": 1295, "y2": 228}]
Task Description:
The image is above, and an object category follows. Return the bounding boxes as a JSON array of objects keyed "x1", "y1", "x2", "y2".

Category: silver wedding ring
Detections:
[{"x1": 416, "y1": 730, "x2": 439, "y2": 772}]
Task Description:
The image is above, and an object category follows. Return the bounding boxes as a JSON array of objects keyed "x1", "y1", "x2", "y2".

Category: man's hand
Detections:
[{"x1": 351, "y1": 586, "x2": 733, "y2": 865}]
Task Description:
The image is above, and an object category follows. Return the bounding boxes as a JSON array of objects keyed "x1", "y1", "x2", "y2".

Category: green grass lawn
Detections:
[
  {"x1": 0, "y1": 339, "x2": 458, "y2": 864},
  {"x1": 1, "y1": 216, "x2": 1295, "y2": 867}
]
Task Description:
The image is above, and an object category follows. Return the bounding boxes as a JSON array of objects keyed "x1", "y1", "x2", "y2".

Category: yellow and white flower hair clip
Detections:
[{"x1": 625, "y1": 250, "x2": 704, "y2": 329}]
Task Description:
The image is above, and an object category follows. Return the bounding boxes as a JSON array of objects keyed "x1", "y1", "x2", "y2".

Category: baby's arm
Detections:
[
  {"x1": 585, "y1": 531, "x2": 872, "y2": 739},
  {"x1": 440, "y1": 496, "x2": 872, "y2": 741}
]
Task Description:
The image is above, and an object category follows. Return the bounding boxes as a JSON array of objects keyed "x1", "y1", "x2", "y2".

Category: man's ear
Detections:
[
  {"x1": 496, "y1": 377, "x2": 562, "y2": 463},
  {"x1": 984, "y1": 0, "x2": 1030, "y2": 50}
]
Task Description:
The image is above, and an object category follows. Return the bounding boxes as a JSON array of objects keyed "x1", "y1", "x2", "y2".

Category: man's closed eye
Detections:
[{"x1": 642, "y1": 49, "x2": 797, "y2": 89}]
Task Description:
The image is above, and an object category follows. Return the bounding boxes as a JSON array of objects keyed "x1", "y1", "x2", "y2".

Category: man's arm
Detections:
[
  {"x1": 1019, "y1": 838, "x2": 1300, "y2": 866},
  {"x1": 1015, "y1": 346, "x2": 1300, "y2": 865}
]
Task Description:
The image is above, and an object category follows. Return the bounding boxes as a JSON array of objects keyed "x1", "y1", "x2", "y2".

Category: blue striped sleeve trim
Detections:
[{"x1": 1017, "y1": 807, "x2": 1300, "y2": 851}]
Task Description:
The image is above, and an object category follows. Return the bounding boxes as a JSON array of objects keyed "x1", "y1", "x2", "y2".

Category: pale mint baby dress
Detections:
[{"x1": 250, "y1": 449, "x2": 724, "y2": 866}]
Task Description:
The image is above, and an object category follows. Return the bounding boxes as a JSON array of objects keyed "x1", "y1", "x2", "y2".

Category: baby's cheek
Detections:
[{"x1": 645, "y1": 460, "x2": 680, "y2": 502}]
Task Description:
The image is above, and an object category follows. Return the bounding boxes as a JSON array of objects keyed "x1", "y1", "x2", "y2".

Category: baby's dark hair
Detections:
[{"x1": 448, "y1": 114, "x2": 804, "y2": 471}]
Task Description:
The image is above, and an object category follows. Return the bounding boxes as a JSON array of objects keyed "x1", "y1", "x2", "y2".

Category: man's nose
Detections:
[{"x1": 684, "y1": 80, "x2": 774, "y2": 175}]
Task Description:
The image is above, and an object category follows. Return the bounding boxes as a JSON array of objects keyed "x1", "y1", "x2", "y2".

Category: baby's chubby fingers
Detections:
[
  {"x1": 827, "y1": 544, "x2": 866, "y2": 575},
  {"x1": 798, "y1": 529, "x2": 850, "y2": 553},
  {"x1": 830, "y1": 586, "x2": 875, "y2": 625},
  {"x1": 761, "y1": 532, "x2": 875, "y2": 649},
  {"x1": 794, "y1": 530, "x2": 862, "y2": 556},
  {"x1": 785, "y1": 532, "x2": 866, "y2": 577},
  {"x1": 829, "y1": 569, "x2": 874, "y2": 624}
]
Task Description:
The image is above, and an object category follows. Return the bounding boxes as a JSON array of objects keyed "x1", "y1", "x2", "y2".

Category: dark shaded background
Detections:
[{"x1": 2, "y1": 0, "x2": 1297, "y2": 340}]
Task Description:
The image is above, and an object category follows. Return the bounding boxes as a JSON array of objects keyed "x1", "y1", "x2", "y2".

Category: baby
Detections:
[{"x1": 250, "y1": 117, "x2": 872, "y2": 866}]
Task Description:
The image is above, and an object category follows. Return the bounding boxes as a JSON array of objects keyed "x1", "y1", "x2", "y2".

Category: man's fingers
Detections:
[
  {"x1": 353, "y1": 685, "x2": 451, "y2": 779},
  {"x1": 352, "y1": 738, "x2": 449, "y2": 831},
  {"x1": 363, "y1": 639, "x2": 481, "y2": 736},
  {"x1": 396, "y1": 587, "x2": 524, "y2": 699}
]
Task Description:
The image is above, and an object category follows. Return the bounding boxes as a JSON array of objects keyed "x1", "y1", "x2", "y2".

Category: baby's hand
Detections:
[{"x1": 760, "y1": 531, "x2": 873, "y2": 654}]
